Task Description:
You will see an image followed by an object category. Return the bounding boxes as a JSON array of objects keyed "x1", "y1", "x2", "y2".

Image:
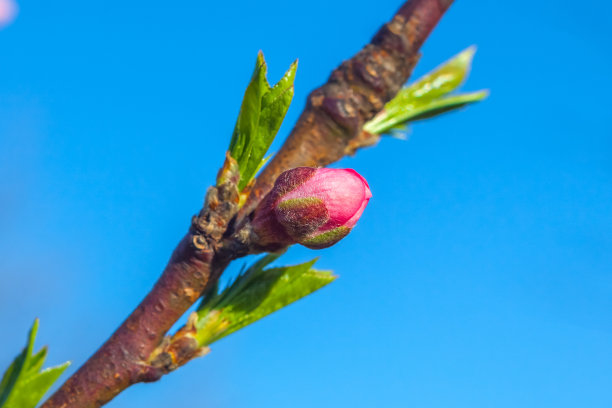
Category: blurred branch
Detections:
[{"x1": 41, "y1": 1, "x2": 454, "y2": 406}]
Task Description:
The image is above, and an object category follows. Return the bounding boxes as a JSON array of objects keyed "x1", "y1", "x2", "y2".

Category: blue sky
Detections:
[{"x1": 1, "y1": 1, "x2": 611, "y2": 407}]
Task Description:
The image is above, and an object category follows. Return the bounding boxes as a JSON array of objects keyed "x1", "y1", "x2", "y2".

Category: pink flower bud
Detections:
[{"x1": 251, "y1": 167, "x2": 372, "y2": 249}]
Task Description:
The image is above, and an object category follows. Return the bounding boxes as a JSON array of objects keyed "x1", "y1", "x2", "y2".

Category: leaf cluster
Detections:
[
  {"x1": 228, "y1": 52, "x2": 297, "y2": 190},
  {"x1": 0, "y1": 320, "x2": 69, "y2": 408},
  {"x1": 194, "y1": 253, "x2": 336, "y2": 346}
]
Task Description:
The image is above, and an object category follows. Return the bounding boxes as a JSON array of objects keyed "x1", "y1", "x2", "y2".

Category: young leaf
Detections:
[
  {"x1": 0, "y1": 320, "x2": 70, "y2": 408},
  {"x1": 366, "y1": 90, "x2": 488, "y2": 134},
  {"x1": 403, "y1": 45, "x2": 476, "y2": 102},
  {"x1": 243, "y1": 60, "x2": 297, "y2": 190},
  {"x1": 227, "y1": 52, "x2": 297, "y2": 191},
  {"x1": 363, "y1": 46, "x2": 488, "y2": 136},
  {"x1": 195, "y1": 254, "x2": 336, "y2": 346},
  {"x1": 229, "y1": 52, "x2": 268, "y2": 177}
]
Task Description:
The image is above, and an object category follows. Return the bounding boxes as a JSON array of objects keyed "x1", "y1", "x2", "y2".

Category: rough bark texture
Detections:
[
  {"x1": 41, "y1": 238, "x2": 214, "y2": 408},
  {"x1": 41, "y1": 181, "x2": 240, "y2": 408},
  {"x1": 243, "y1": 0, "x2": 453, "y2": 215},
  {"x1": 41, "y1": 1, "x2": 453, "y2": 406}
]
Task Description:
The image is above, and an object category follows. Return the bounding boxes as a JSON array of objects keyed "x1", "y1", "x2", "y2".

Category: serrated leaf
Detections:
[
  {"x1": 363, "y1": 46, "x2": 488, "y2": 136},
  {"x1": 199, "y1": 254, "x2": 282, "y2": 315},
  {"x1": 195, "y1": 254, "x2": 336, "y2": 346},
  {"x1": 0, "y1": 319, "x2": 70, "y2": 408},
  {"x1": 227, "y1": 52, "x2": 297, "y2": 191},
  {"x1": 262, "y1": 59, "x2": 297, "y2": 108},
  {"x1": 229, "y1": 51, "x2": 268, "y2": 172},
  {"x1": 241, "y1": 61, "x2": 297, "y2": 190}
]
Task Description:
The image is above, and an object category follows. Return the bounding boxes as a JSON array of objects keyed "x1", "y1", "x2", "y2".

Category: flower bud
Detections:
[{"x1": 251, "y1": 167, "x2": 372, "y2": 249}]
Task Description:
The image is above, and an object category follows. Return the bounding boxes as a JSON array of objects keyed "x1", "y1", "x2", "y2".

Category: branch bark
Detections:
[
  {"x1": 41, "y1": 1, "x2": 453, "y2": 406},
  {"x1": 41, "y1": 183, "x2": 240, "y2": 408},
  {"x1": 41, "y1": 238, "x2": 216, "y2": 407}
]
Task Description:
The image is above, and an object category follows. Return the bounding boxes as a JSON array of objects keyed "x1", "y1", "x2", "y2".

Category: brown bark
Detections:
[
  {"x1": 41, "y1": 237, "x2": 216, "y2": 408},
  {"x1": 41, "y1": 182, "x2": 239, "y2": 408},
  {"x1": 41, "y1": 1, "x2": 454, "y2": 406}
]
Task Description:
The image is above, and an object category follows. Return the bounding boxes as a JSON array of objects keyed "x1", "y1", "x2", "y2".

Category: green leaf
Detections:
[
  {"x1": 0, "y1": 319, "x2": 70, "y2": 408},
  {"x1": 230, "y1": 52, "x2": 268, "y2": 175},
  {"x1": 195, "y1": 254, "x2": 336, "y2": 346},
  {"x1": 403, "y1": 45, "x2": 476, "y2": 102},
  {"x1": 227, "y1": 52, "x2": 297, "y2": 191},
  {"x1": 229, "y1": 52, "x2": 297, "y2": 191},
  {"x1": 363, "y1": 46, "x2": 488, "y2": 136},
  {"x1": 243, "y1": 61, "x2": 297, "y2": 190},
  {"x1": 366, "y1": 90, "x2": 488, "y2": 134}
]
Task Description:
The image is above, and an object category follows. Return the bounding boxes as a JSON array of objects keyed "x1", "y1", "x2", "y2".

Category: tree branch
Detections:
[
  {"x1": 41, "y1": 1, "x2": 453, "y2": 406},
  {"x1": 41, "y1": 182, "x2": 240, "y2": 408},
  {"x1": 243, "y1": 0, "x2": 453, "y2": 215}
]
